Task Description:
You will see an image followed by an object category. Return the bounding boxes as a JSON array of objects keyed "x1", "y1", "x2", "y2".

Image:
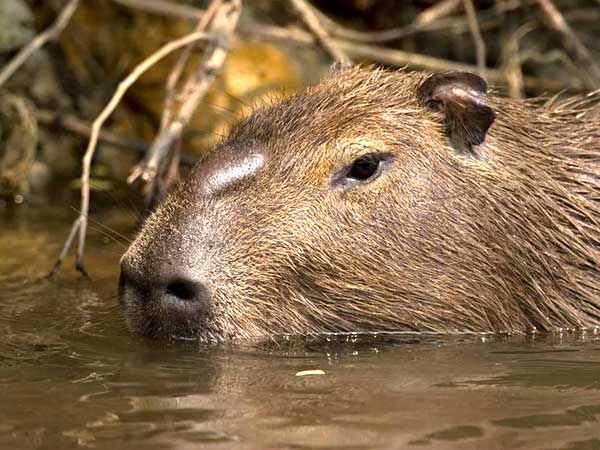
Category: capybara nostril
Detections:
[
  {"x1": 119, "y1": 255, "x2": 211, "y2": 305},
  {"x1": 164, "y1": 278, "x2": 210, "y2": 305},
  {"x1": 120, "y1": 260, "x2": 210, "y2": 306}
]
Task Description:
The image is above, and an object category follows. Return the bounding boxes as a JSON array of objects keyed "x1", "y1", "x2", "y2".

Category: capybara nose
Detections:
[{"x1": 119, "y1": 259, "x2": 211, "y2": 312}]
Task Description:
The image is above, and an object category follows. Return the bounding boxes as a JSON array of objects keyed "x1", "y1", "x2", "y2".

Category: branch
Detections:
[
  {"x1": 290, "y1": 0, "x2": 350, "y2": 64},
  {"x1": 49, "y1": 30, "x2": 209, "y2": 277},
  {"x1": 535, "y1": 0, "x2": 600, "y2": 89},
  {"x1": 415, "y1": 0, "x2": 462, "y2": 26},
  {"x1": 129, "y1": 0, "x2": 242, "y2": 195},
  {"x1": 501, "y1": 23, "x2": 537, "y2": 99},
  {"x1": 240, "y1": 24, "x2": 580, "y2": 92},
  {"x1": 112, "y1": 0, "x2": 204, "y2": 20},
  {"x1": 463, "y1": 0, "x2": 486, "y2": 74},
  {"x1": 0, "y1": 0, "x2": 81, "y2": 87},
  {"x1": 34, "y1": 108, "x2": 196, "y2": 166},
  {"x1": 158, "y1": 0, "x2": 223, "y2": 135},
  {"x1": 296, "y1": 0, "x2": 528, "y2": 44},
  {"x1": 127, "y1": 0, "x2": 227, "y2": 207}
]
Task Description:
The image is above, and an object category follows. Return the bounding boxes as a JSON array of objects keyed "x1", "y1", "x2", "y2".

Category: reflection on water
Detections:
[{"x1": 2, "y1": 200, "x2": 600, "y2": 450}]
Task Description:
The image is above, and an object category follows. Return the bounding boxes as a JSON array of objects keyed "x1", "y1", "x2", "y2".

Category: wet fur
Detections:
[{"x1": 122, "y1": 67, "x2": 600, "y2": 341}]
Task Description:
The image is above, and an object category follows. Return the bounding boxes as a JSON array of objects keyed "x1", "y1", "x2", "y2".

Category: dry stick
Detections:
[
  {"x1": 112, "y1": 0, "x2": 531, "y2": 45},
  {"x1": 128, "y1": 0, "x2": 223, "y2": 189},
  {"x1": 415, "y1": 0, "x2": 462, "y2": 26},
  {"x1": 503, "y1": 33, "x2": 525, "y2": 99},
  {"x1": 307, "y1": 0, "x2": 529, "y2": 44},
  {"x1": 309, "y1": 6, "x2": 421, "y2": 43},
  {"x1": 502, "y1": 23, "x2": 537, "y2": 99},
  {"x1": 109, "y1": 0, "x2": 208, "y2": 22},
  {"x1": 463, "y1": 0, "x2": 486, "y2": 75},
  {"x1": 136, "y1": 0, "x2": 242, "y2": 186},
  {"x1": 127, "y1": 0, "x2": 222, "y2": 203},
  {"x1": 49, "y1": 30, "x2": 209, "y2": 277},
  {"x1": 34, "y1": 108, "x2": 196, "y2": 166},
  {"x1": 290, "y1": 0, "x2": 350, "y2": 64},
  {"x1": 241, "y1": 24, "x2": 579, "y2": 92},
  {"x1": 158, "y1": 0, "x2": 222, "y2": 133},
  {"x1": 35, "y1": 108, "x2": 148, "y2": 154},
  {"x1": 0, "y1": 0, "x2": 81, "y2": 87},
  {"x1": 535, "y1": 0, "x2": 600, "y2": 90},
  {"x1": 112, "y1": 0, "x2": 204, "y2": 20}
]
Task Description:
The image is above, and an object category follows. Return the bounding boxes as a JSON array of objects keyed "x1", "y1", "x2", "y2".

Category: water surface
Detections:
[{"x1": 2, "y1": 199, "x2": 600, "y2": 450}]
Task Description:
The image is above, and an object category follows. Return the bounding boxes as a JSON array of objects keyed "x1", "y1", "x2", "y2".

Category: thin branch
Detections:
[
  {"x1": 240, "y1": 24, "x2": 581, "y2": 92},
  {"x1": 535, "y1": 0, "x2": 600, "y2": 89},
  {"x1": 290, "y1": 0, "x2": 350, "y2": 64},
  {"x1": 130, "y1": 0, "x2": 242, "y2": 190},
  {"x1": 503, "y1": 35, "x2": 525, "y2": 99},
  {"x1": 415, "y1": 0, "x2": 462, "y2": 26},
  {"x1": 309, "y1": 6, "x2": 420, "y2": 43},
  {"x1": 159, "y1": 0, "x2": 222, "y2": 136},
  {"x1": 128, "y1": 0, "x2": 223, "y2": 205},
  {"x1": 49, "y1": 30, "x2": 210, "y2": 277},
  {"x1": 299, "y1": 0, "x2": 531, "y2": 44},
  {"x1": 34, "y1": 108, "x2": 196, "y2": 165},
  {"x1": 0, "y1": 0, "x2": 81, "y2": 87},
  {"x1": 36, "y1": 108, "x2": 147, "y2": 153},
  {"x1": 501, "y1": 23, "x2": 537, "y2": 98},
  {"x1": 112, "y1": 0, "x2": 204, "y2": 20},
  {"x1": 463, "y1": 0, "x2": 486, "y2": 74},
  {"x1": 111, "y1": 0, "x2": 575, "y2": 50}
]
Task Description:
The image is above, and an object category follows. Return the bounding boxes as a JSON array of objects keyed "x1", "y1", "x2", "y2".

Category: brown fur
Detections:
[{"x1": 120, "y1": 66, "x2": 600, "y2": 342}]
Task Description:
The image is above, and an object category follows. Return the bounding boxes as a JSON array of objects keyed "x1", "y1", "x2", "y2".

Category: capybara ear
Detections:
[{"x1": 417, "y1": 71, "x2": 496, "y2": 159}]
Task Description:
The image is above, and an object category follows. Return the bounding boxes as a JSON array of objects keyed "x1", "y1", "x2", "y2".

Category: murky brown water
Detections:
[{"x1": 2, "y1": 197, "x2": 600, "y2": 450}]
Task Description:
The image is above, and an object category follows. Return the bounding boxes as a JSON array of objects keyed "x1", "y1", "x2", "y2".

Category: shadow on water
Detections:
[{"x1": 2, "y1": 198, "x2": 600, "y2": 450}]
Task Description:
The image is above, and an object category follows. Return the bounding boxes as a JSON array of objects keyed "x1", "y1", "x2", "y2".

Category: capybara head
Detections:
[{"x1": 119, "y1": 66, "x2": 600, "y2": 342}]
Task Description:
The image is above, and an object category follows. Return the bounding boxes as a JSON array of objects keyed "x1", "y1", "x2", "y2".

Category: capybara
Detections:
[{"x1": 119, "y1": 66, "x2": 600, "y2": 342}]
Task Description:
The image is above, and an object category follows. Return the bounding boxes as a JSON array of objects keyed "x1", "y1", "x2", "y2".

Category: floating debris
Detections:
[{"x1": 295, "y1": 369, "x2": 325, "y2": 376}]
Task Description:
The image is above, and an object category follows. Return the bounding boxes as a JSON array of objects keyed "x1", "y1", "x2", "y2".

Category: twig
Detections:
[
  {"x1": 49, "y1": 30, "x2": 209, "y2": 277},
  {"x1": 299, "y1": 1, "x2": 531, "y2": 44},
  {"x1": 128, "y1": 0, "x2": 223, "y2": 206},
  {"x1": 501, "y1": 23, "x2": 537, "y2": 98},
  {"x1": 503, "y1": 35, "x2": 524, "y2": 99},
  {"x1": 290, "y1": 0, "x2": 350, "y2": 64},
  {"x1": 463, "y1": 0, "x2": 486, "y2": 74},
  {"x1": 35, "y1": 108, "x2": 147, "y2": 153},
  {"x1": 415, "y1": 0, "x2": 462, "y2": 26},
  {"x1": 159, "y1": 1, "x2": 222, "y2": 134},
  {"x1": 112, "y1": 0, "x2": 204, "y2": 20},
  {"x1": 240, "y1": 24, "x2": 581, "y2": 92},
  {"x1": 0, "y1": 0, "x2": 81, "y2": 87},
  {"x1": 130, "y1": 0, "x2": 241, "y2": 196},
  {"x1": 535, "y1": 0, "x2": 600, "y2": 90},
  {"x1": 33, "y1": 108, "x2": 196, "y2": 166},
  {"x1": 109, "y1": 0, "x2": 543, "y2": 46},
  {"x1": 131, "y1": 0, "x2": 222, "y2": 202}
]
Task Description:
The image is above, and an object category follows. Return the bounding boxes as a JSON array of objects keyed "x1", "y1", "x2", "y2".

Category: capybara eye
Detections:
[
  {"x1": 331, "y1": 152, "x2": 393, "y2": 188},
  {"x1": 347, "y1": 155, "x2": 381, "y2": 181}
]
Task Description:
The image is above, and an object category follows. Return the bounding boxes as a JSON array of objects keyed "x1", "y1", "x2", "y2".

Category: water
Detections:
[{"x1": 2, "y1": 198, "x2": 600, "y2": 450}]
